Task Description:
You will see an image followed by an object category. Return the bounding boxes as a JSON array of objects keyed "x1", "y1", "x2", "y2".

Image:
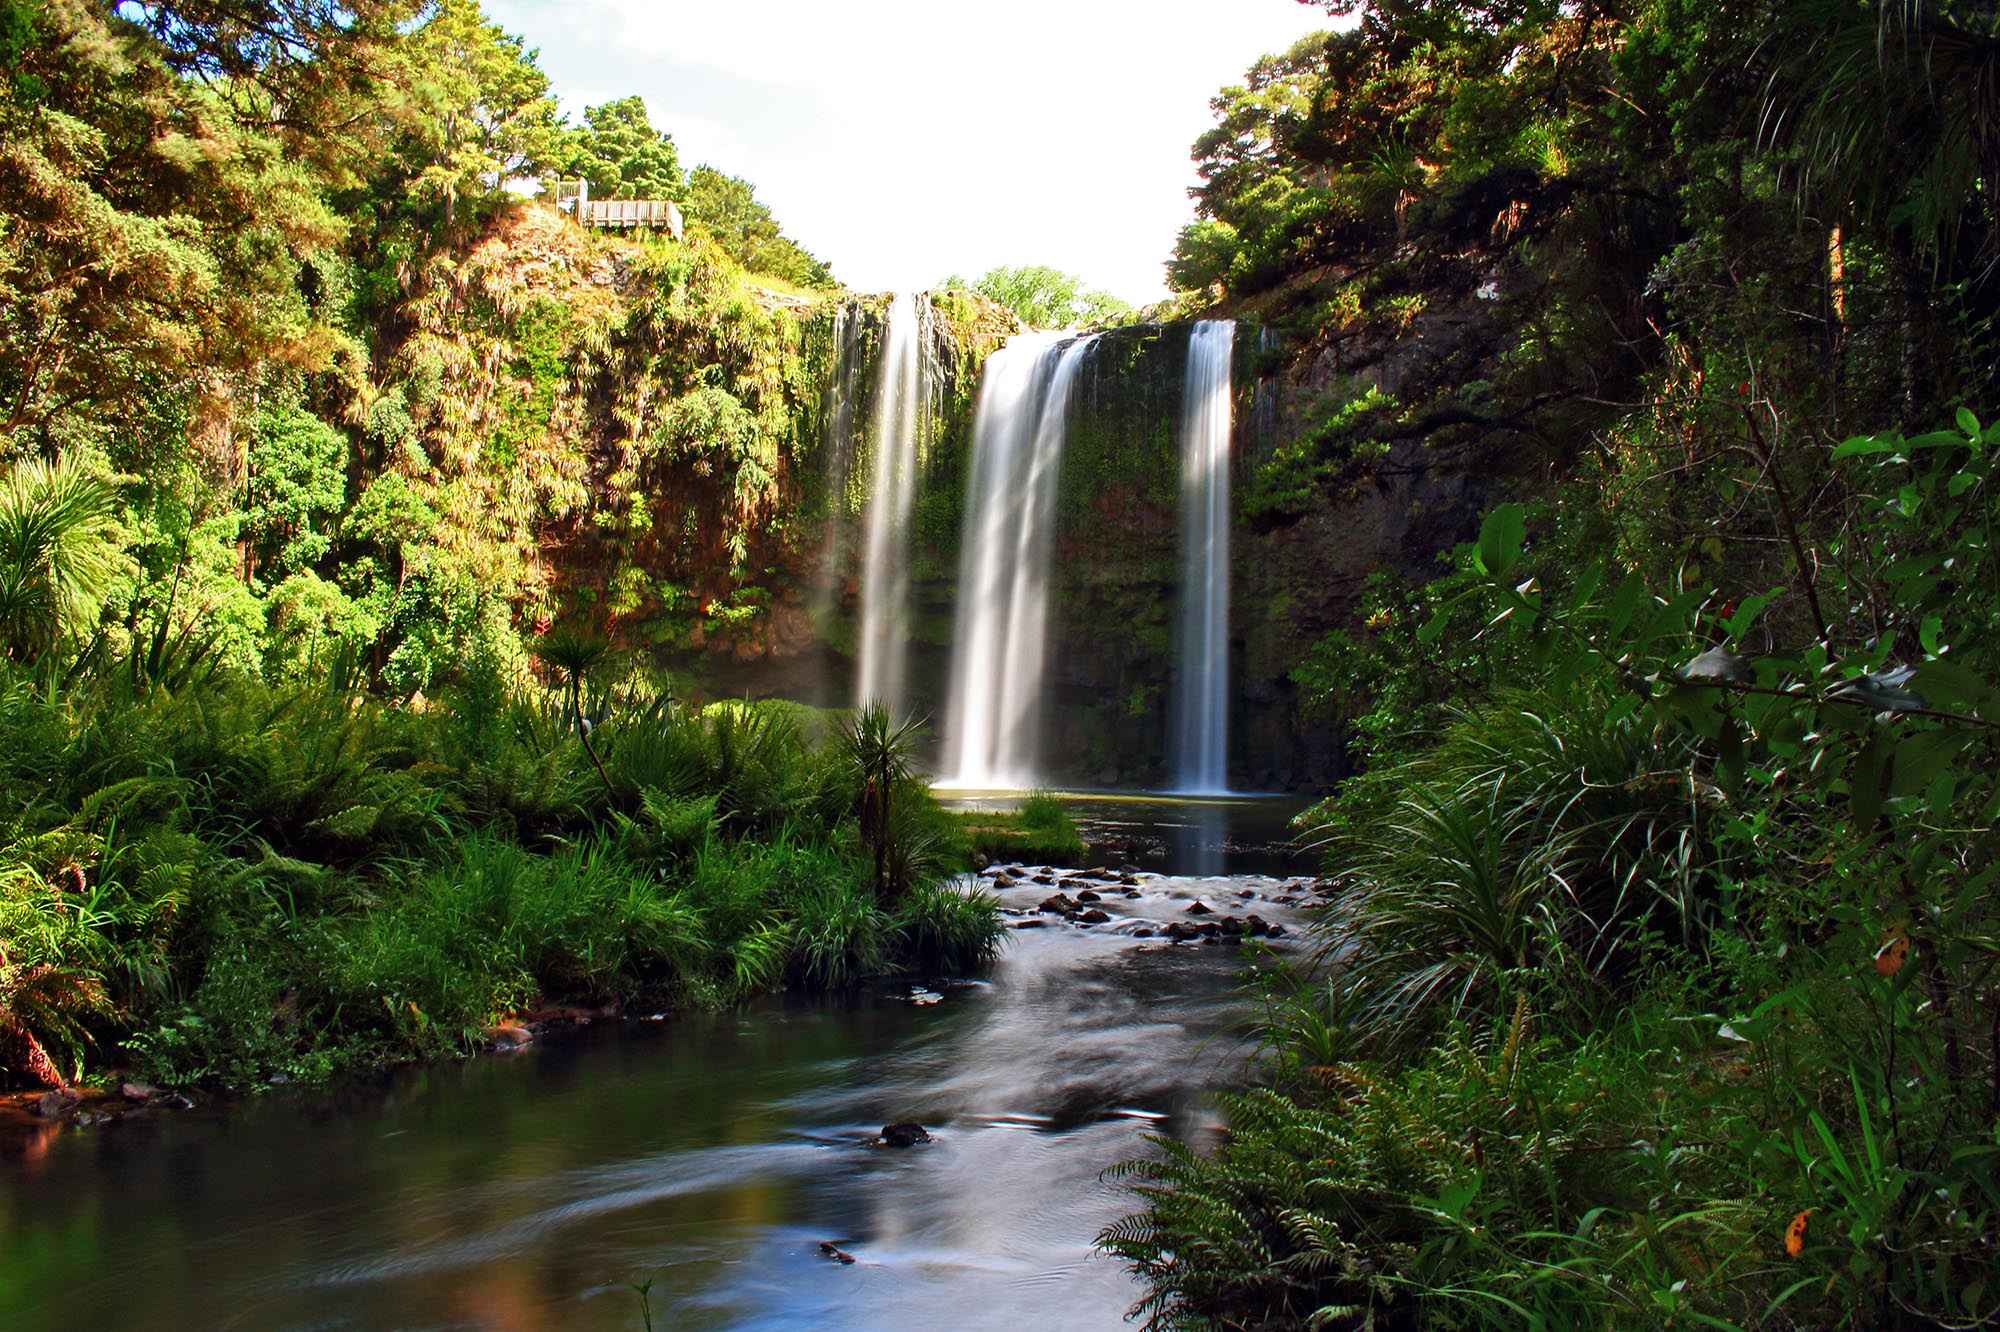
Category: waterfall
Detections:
[
  {"x1": 855, "y1": 293, "x2": 930, "y2": 715},
  {"x1": 1172, "y1": 319, "x2": 1235, "y2": 795},
  {"x1": 937, "y1": 331, "x2": 1097, "y2": 789},
  {"x1": 810, "y1": 299, "x2": 867, "y2": 637}
]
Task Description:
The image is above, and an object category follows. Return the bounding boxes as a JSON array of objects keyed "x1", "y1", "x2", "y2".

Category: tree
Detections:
[
  {"x1": 682, "y1": 165, "x2": 835, "y2": 288},
  {"x1": 245, "y1": 406, "x2": 347, "y2": 576},
  {"x1": 0, "y1": 0, "x2": 346, "y2": 446},
  {"x1": 573, "y1": 96, "x2": 683, "y2": 201},
  {"x1": 398, "y1": 0, "x2": 563, "y2": 224},
  {"x1": 940, "y1": 265, "x2": 1130, "y2": 329}
]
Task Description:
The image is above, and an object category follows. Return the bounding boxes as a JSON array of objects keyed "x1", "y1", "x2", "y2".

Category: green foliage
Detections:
[
  {"x1": 940, "y1": 265, "x2": 1131, "y2": 330},
  {"x1": 951, "y1": 790, "x2": 1087, "y2": 864},
  {"x1": 682, "y1": 165, "x2": 835, "y2": 288},
  {"x1": 0, "y1": 664, "x2": 1003, "y2": 1090},
  {"x1": 246, "y1": 406, "x2": 347, "y2": 576},
  {"x1": 0, "y1": 454, "x2": 129, "y2": 661},
  {"x1": 1111, "y1": 409, "x2": 2000, "y2": 1327},
  {"x1": 571, "y1": 95, "x2": 683, "y2": 202}
]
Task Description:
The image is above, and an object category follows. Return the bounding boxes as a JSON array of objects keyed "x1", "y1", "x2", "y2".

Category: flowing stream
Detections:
[
  {"x1": 0, "y1": 800, "x2": 1311, "y2": 1332},
  {"x1": 938, "y1": 332, "x2": 1098, "y2": 789},
  {"x1": 1172, "y1": 320, "x2": 1236, "y2": 795},
  {"x1": 855, "y1": 293, "x2": 930, "y2": 715}
]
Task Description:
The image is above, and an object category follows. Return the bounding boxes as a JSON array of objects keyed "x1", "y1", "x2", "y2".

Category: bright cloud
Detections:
[{"x1": 488, "y1": 0, "x2": 1331, "y2": 303}]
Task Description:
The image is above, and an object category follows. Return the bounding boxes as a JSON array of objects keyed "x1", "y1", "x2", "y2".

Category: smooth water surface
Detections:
[{"x1": 0, "y1": 864, "x2": 1311, "y2": 1331}]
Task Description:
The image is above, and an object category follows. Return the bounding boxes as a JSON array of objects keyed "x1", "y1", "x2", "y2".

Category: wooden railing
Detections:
[{"x1": 578, "y1": 198, "x2": 683, "y2": 234}]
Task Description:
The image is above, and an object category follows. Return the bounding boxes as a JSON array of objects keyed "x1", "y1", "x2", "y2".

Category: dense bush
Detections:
[
  {"x1": 1106, "y1": 416, "x2": 2000, "y2": 1329},
  {"x1": 0, "y1": 668, "x2": 1003, "y2": 1091}
]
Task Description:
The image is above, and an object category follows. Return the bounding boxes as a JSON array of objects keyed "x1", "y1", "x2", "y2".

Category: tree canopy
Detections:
[{"x1": 938, "y1": 265, "x2": 1130, "y2": 330}]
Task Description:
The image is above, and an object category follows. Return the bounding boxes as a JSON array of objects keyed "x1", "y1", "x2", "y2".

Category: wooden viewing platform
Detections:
[{"x1": 552, "y1": 178, "x2": 684, "y2": 239}]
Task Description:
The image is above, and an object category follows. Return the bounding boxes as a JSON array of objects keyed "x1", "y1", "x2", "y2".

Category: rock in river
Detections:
[{"x1": 880, "y1": 1121, "x2": 932, "y2": 1147}]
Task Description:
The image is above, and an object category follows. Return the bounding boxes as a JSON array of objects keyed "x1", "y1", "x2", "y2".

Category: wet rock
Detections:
[
  {"x1": 1075, "y1": 889, "x2": 1102, "y2": 903},
  {"x1": 1011, "y1": 917, "x2": 1048, "y2": 929},
  {"x1": 155, "y1": 1091, "x2": 195, "y2": 1110},
  {"x1": 1039, "y1": 893, "x2": 1078, "y2": 914},
  {"x1": 1237, "y1": 888, "x2": 1258, "y2": 899},
  {"x1": 1130, "y1": 926, "x2": 1156, "y2": 938},
  {"x1": 1118, "y1": 874, "x2": 1142, "y2": 886},
  {"x1": 1266, "y1": 923, "x2": 1290, "y2": 938},
  {"x1": 1123, "y1": 889, "x2": 1142, "y2": 899},
  {"x1": 32, "y1": 1091, "x2": 77, "y2": 1119},
  {"x1": 120, "y1": 1081, "x2": 157, "y2": 1103},
  {"x1": 1184, "y1": 900, "x2": 1214, "y2": 915},
  {"x1": 1032, "y1": 873, "x2": 1057, "y2": 885},
  {"x1": 903, "y1": 989, "x2": 943, "y2": 1006},
  {"x1": 485, "y1": 1024, "x2": 534, "y2": 1050},
  {"x1": 1242, "y1": 915, "x2": 1269, "y2": 937},
  {"x1": 819, "y1": 1241, "x2": 857, "y2": 1264},
  {"x1": 1077, "y1": 908, "x2": 1111, "y2": 924},
  {"x1": 880, "y1": 1121, "x2": 931, "y2": 1147},
  {"x1": 1165, "y1": 921, "x2": 1202, "y2": 942}
]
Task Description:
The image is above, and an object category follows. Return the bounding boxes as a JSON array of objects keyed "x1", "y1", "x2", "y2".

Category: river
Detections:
[{"x1": 0, "y1": 797, "x2": 1312, "y2": 1331}]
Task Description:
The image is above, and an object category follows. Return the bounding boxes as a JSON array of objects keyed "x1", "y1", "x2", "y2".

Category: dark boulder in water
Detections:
[{"x1": 880, "y1": 1121, "x2": 931, "y2": 1147}]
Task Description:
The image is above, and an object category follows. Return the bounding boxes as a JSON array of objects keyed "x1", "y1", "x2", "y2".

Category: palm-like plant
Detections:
[
  {"x1": 536, "y1": 623, "x2": 613, "y2": 793},
  {"x1": 1760, "y1": 0, "x2": 2000, "y2": 262},
  {"x1": 842, "y1": 703, "x2": 923, "y2": 900},
  {"x1": 0, "y1": 454, "x2": 128, "y2": 662}
]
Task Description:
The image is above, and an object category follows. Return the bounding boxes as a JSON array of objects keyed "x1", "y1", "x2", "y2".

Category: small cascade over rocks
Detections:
[
  {"x1": 938, "y1": 331, "x2": 1098, "y2": 789},
  {"x1": 856, "y1": 293, "x2": 933, "y2": 715},
  {"x1": 1172, "y1": 319, "x2": 1236, "y2": 794}
]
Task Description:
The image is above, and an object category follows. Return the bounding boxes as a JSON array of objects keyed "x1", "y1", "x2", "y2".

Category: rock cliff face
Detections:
[{"x1": 461, "y1": 206, "x2": 1512, "y2": 792}]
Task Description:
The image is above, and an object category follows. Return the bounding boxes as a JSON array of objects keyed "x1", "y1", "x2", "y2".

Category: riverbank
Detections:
[{"x1": 0, "y1": 673, "x2": 1004, "y2": 1099}]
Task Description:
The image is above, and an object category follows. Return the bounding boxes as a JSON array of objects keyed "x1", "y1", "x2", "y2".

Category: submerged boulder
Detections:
[{"x1": 880, "y1": 1121, "x2": 932, "y2": 1147}]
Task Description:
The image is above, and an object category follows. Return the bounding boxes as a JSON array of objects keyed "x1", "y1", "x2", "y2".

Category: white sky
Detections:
[{"x1": 485, "y1": 0, "x2": 1332, "y2": 305}]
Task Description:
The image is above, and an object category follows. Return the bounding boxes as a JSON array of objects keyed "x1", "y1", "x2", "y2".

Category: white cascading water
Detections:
[
  {"x1": 937, "y1": 331, "x2": 1097, "y2": 789},
  {"x1": 810, "y1": 299, "x2": 867, "y2": 635},
  {"x1": 1172, "y1": 319, "x2": 1236, "y2": 794},
  {"x1": 855, "y1": 293, "x2": 929, "y2": 714}
]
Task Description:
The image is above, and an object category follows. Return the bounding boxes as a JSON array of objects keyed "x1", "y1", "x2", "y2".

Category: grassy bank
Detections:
[
  {"x1": 0, "y1": 671, "x2": 1002, "y2": 1093},
  {"x1": 948, "y1": 791, "x2": 1088, "y2": 865}
]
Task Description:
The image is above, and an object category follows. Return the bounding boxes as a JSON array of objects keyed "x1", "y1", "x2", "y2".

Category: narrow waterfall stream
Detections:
[
  {"x1": 1172, "y1": 320, "x2": 1236, "y2": 795},
  {"x1": 855, "y1": 293, "x2": 929, "y2": 714},
  {"x1": 809, "y1": 299, "x2": 868, "y2": 635},
  {"x1": 938, "y1": 332, "x2": 1098, "y2": 789},
  {"x1": 0, "y1": 802, "x2": 1312, "y2": 1332}
]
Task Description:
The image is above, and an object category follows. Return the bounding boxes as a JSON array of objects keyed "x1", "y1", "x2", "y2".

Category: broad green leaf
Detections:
[
  {"x1": 1958, "y1": 406, "x2": 1981, "y2": 438},
  {"x1": 1475, "y1": 503, "x2": 1527, "y2": 579},
  {"x1": 1833, "y1": 433, "x2": 1900, "y2": 459}
]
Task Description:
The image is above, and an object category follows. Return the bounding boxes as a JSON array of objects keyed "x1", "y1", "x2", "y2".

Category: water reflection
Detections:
[{"x1": 0, "y1": 876, "x2": 1304, "y2": 1332}]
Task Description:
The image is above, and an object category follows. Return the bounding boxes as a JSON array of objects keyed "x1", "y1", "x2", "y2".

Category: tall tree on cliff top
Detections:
[
  {"x1": 397, "y1": 0, "x2": 563, "y2": 225},
  {"x1": 683, "y1": 166, "x2": 836, "y2": 288},
  {"x1": 573, "y1": 96, "x2": 685, "y2": 202}
]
